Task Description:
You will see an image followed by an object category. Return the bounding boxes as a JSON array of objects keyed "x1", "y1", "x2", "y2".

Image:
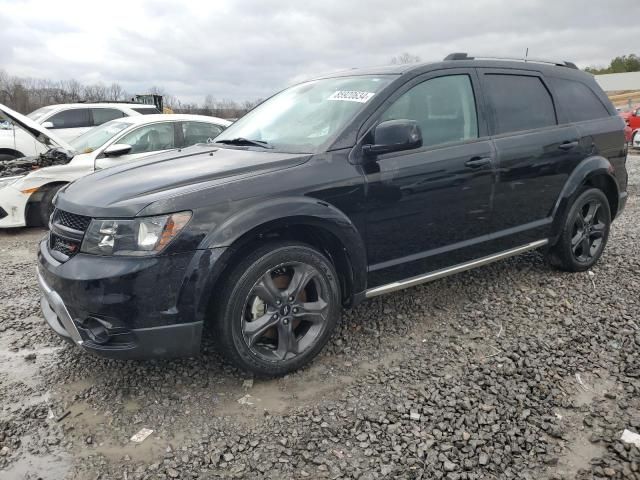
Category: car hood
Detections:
[
  {"x1": 56, "y1": 145, "x2": 310, "y2": 217},
  {"x1": 0, "y1": 103, "x2": 74, "y2": 151}
]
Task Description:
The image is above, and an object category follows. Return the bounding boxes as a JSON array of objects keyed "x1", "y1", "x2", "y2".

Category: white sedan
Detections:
[
  {"x1": 0, "y1": 104, "x2": 230, "y2": 228},
  {"x1": 0, "y1": 102, "x2": 161, "y2": 160}
]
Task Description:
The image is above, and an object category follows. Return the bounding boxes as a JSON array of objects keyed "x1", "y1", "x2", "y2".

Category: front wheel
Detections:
[
  {"x1": 39, "y1": 184, "x2": 65, "y2": 226},
  {"x1": 214, "y1": 242, "x2": 341, "y2": 376},
  {"x1": 547, "y1": 187, "x2": 611, "y2": 272}
]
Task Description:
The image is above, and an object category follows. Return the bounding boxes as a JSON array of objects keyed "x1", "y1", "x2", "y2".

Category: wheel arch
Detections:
[
  {"x1": 191, "y1": 198, "x2": 367, "y2": 322},
  {"x1": 0, "y1": 148, "x2": 25, "y2": 159},
  {"x1": 550, "y1": 155, "x2": 619, "y2": 242},
  {"x1": 25, "y1": 180, "x2": 68, "y2": 226}
]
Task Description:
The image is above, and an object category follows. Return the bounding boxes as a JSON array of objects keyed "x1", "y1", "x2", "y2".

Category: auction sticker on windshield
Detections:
[{"x1": 328, "y1": 91, "x2": 375, "y2": 103}]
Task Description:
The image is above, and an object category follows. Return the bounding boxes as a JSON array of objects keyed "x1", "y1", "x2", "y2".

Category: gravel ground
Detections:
[{"x1": 1, "y1": 155, "x2": 639, "y2": 480}]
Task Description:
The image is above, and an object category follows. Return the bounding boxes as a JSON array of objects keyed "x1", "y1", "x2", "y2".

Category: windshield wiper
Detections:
[{"x1": 216, "y1": 137, "x2": 272, "y2": 149}]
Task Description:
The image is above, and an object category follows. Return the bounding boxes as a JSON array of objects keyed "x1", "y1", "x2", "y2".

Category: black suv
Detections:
[{"x1": 37, "y1": 54, "x2": 628, "y2": 375}]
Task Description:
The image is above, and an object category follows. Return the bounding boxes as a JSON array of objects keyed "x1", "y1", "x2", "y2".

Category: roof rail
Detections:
[
  {"x1": 443, "y1": 52, "x2": 578, "y2": 69},
  {"x1": 75, "y1": 100, "x2": 151, "y2": 105}
]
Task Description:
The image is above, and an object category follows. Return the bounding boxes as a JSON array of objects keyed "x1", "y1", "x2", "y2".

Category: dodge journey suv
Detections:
[{"x1": 38, "y1": 54, "x2": 628, "y2": 375}]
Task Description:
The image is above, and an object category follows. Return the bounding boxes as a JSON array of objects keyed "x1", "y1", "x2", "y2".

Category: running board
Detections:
[{"x1": 365, "y1": 239, "x2": 549, "y2": 298}]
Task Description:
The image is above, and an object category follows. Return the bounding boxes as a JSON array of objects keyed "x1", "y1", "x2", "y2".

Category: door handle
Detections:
[
  {"x1": 465, "y1": 156, "x2": 492, "y2": 169},
  {"x1": 558, "y1": 140, "x2": 579, "y2": 151}
]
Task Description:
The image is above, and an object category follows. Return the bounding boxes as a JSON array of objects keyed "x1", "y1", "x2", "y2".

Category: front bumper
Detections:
[
  {"x1": 37, "y1": 239, "x2": 205, "y2": 359},
  {"x1": 0, "y1": 184, "x2": 28, "y2": 227}
]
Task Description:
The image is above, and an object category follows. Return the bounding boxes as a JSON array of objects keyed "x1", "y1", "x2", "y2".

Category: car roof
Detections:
[
  {"x1": 114, "y1": 114, "x2": 232, "y2": 126},
  {"x1": 42, "y1": 103, "x2": 158, "y2": 109},
  {"x1": 313, "y1": 58, "x2": 586, "y2": 81}
]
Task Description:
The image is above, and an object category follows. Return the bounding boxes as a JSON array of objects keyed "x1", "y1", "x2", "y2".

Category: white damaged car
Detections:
[{"x1": 0, "y1": 104, "x2": 230, "y2": 227}]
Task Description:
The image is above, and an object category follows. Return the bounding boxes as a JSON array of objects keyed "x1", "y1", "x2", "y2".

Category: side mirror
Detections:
[
  {"x1": 362, "y1": 119, "x2": 422, "y2": 157},
  {"x1": 42, "y1": 121, "x2": 54, "y2": 129},
  {"x1": 103, "y1": 144, "x2": 132, "y2": 157}
]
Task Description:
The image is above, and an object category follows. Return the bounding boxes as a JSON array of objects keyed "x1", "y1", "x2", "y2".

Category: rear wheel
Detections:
[
  {"x1": 547, "y1": 187, "x2": 611, "y2": 272},
  {"x1": 39, "y1": 184, "x2": 65, "y2": 226},
  {"x1": 214, "y1": 242, "x2": 341, "y2": 376}
]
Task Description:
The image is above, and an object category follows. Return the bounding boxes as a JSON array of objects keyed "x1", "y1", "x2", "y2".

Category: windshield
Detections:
[
  {"x1": 69, "y1": 120, "x2": 131, "y2": 153},
  {"x1": 28, "y1": 106, "x2": 57, "y2": 122},
  {"x1": 215, "y1": 75, "x2": 394, "y2": 153}
]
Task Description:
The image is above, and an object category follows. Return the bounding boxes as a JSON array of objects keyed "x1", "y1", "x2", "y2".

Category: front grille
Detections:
[
  {"x1": 49, "y1": 209, "x2": 90, "y2": 260},
  {"x1": 50, "y1": 232, "x2": 81, "y2": 258},
  {"x1": 53, "y1": 209, "x2": 91, "y2": 232}
]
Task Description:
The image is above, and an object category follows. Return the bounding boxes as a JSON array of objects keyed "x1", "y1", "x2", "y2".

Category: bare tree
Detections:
[
  {"x1": 0, "y1": 69, "x2": 262, "y2": 118},
  {"x1": 107, "y1": 83, "x2": 125, "y2": 101},
  {"x1": 390, "y1": 52, "x2": 421, "y2": 65}
]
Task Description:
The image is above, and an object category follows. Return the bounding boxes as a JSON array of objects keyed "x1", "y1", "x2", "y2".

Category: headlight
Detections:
[
  {"x1": 81, "y1": 211, "x2": 191, "y2": 256},
  {"x1": 0, "y1": 175, "x2": 25, "y2": 189}
]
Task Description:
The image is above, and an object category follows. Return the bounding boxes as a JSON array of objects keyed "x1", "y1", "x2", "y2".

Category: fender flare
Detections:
[
  {"x1": 204, "y1": 196, "x2": 364, "y2": 248},
  {"x1": 550, "y1": 155, "x2": 618, "y2": 240}
]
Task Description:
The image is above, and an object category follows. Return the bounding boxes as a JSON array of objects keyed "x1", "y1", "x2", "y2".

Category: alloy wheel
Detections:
[
  {"x1": 241, "y1": 262, "x2": 330, "y2": 362},
  {"x1": 570, "y1": 199, "x2": 606, "y2": 263}
]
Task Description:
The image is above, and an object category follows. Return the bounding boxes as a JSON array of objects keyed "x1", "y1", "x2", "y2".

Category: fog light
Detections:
[{"x1": 84, "y1": 317, "x2": 111, "y2": 344}]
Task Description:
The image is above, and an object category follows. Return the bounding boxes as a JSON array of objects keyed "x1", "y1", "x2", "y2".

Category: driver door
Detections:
[
  {"x1": 361, "y1": 70, "x2": 496, "y2": 287},
  {"x1": 96, "y1": 122, "x2": 177, "y2": 170}
]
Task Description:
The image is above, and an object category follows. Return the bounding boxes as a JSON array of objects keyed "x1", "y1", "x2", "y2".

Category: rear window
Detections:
[
  {"x1": 28, "y1": 106, "x2": 57, "y2": 122},
  {"x1": 132, "y1": 107, "x2": 161, "y2": 115},
  {"x1": 548, "y1": 77, "x2": 610, "y2": 123},
  {"x1": 484, "y1": 74, "x2": 557, "y2": 135}
]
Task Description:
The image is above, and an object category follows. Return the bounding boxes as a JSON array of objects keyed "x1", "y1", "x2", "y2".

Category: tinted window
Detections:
[
  {"x1": 132, "y1": 107, "x2": 161, "y2": 114},
  {"x1": 119, "y1": 122, "x2": 175, "y2": 154},
  {"x1": 182, "y1": 122, "x2": 225, "y2": 146},
  {"x1": 484, "y1": 74, "x2": 556, "y2": 134},
  {"x1": 47, "y1": 109, "x2": 91, "y2": 129},
  {"x1": 92, "y1": 108, "x2": 126, "y2": 126},
  {"x1": 380, "y1": 75, "x2": 478, "y2": 147},
  {"x1": 548, "y1": 77, "x2": 610, "y2": 122}
]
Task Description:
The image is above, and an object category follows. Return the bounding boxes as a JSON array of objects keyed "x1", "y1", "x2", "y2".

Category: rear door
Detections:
[
  {"x1": 44, "y1": 108, "x2": 92, "y2": 141},
  {"x1": 478, "y1": 69, "x2": 581, "y2": 249},
  {"x1": 180, "y1": 121, "x2": 226, "y2": 147}
]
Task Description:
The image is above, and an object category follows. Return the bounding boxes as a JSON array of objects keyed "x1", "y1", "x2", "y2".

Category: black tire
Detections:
[
  {"x1": 39, "y1": 184, "x2": 65, "y2": 226},
  {"x1": 547, "y1": 187, "x2": 611, "y2": 272},
  {"x1": 214, "y1": 241, "x2": 341, "y2": 376}
]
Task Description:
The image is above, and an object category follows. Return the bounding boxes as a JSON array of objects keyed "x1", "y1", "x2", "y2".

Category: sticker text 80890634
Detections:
[{"x1": 327, "y1": 91, "x2": 375, "y2": 103}]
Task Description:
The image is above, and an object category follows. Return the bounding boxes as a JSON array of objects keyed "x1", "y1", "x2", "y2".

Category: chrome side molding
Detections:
[{"x1": 365, "y1": 239, "x2": 549, "y2": 298}]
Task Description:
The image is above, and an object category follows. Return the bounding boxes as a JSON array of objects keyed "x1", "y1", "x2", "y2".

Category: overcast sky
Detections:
[{"x1": 1, "y1": 0, "x2": 639, "y2": 103}]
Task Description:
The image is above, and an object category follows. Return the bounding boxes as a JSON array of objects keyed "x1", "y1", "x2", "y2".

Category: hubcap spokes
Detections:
[
  {"x1": 571, "y1": 199, "x2": 605, "y2": 262},
  {"x1": 242, "y1": 262, "x2": 329, "y2": 362}
]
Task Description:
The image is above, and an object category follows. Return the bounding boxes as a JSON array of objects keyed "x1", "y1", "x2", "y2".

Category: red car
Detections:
[{"x1": 619, "y1": 105, "x2": 640, "y2": 145}]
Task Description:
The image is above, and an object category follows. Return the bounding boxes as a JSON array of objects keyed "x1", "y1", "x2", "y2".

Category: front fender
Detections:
[
  {"x1": 200, "y1": 195, "x2": 367, "y2": 294},
  {"x1": 550, "y1": 155, "x2": 618, "y2": 240}
]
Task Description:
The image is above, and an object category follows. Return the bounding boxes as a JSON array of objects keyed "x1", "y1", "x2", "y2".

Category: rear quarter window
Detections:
[
  {"x1": 483, "y1": 74, "x2": 557, "y2": 135},
  {"x1": 91, "y1": 108, "x2": 126, "y2": 126},
  {"x1": 548, "y1": 77, "x2": 611, "y2": 123}
]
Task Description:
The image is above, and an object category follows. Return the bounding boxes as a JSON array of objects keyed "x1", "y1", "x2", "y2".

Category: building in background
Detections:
[{"x1": 594, "y1": 72, "x2": 640, "y2": 109}]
